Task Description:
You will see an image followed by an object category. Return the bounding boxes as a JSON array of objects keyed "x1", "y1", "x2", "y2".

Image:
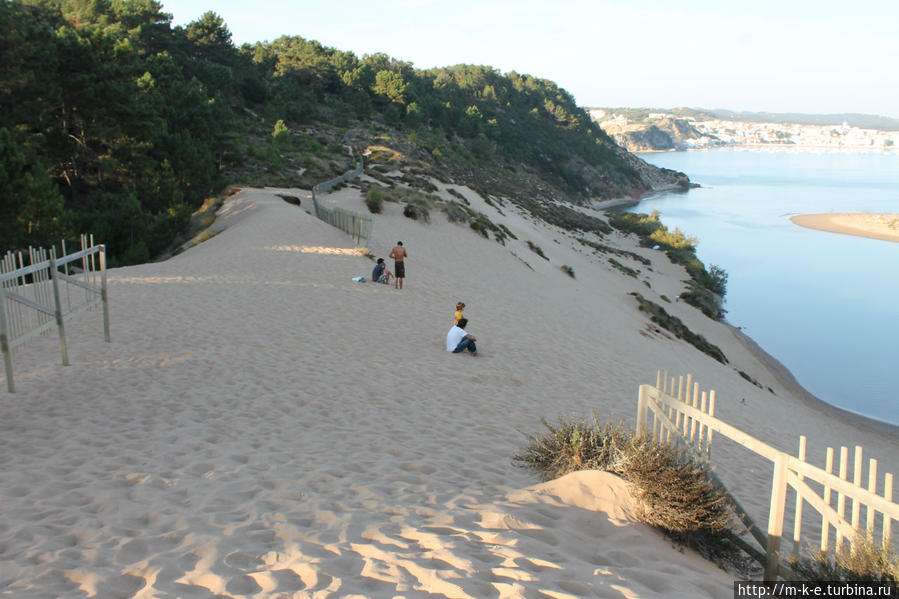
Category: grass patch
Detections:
[
  {"x1": 560, "y1": 265, "x2": 575, "y2": 278},
  {"x1": 738, "y1": 371, "x2": 762, "y2": 388},
  {"x1": 576, "y1": 237, "x2": 651, "y2": 266},
  {"x1": 527, "y1": 240, "x2": 549, "y2": 260},
  {"x1": 609, "y1": 258, "x2": 638, "y2": 278},
  {"x1": 791, "y1": 536, "x2": 898, "y2": 583},
  {"x1": 630, "y1": 292, "x2": 728, "y2": 364},
  {"x1": 277, "y1": 194, "x2": 302, "y2": 206},
  {"x1": 437, "y1": 201, "x2": 515, "y2": 244}
]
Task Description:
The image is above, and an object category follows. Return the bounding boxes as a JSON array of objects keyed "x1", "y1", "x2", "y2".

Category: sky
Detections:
[{"x1": 159, "y1": 0, "x2": 899, "y2": 118}]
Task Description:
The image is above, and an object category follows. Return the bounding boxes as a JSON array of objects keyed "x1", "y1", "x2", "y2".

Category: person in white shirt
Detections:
[{"x1": 446, "y1": 318, "x2": 479, "y2": 356}]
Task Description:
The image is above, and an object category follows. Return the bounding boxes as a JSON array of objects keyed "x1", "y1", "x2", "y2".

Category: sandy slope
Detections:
[{"x1": 0, "y1": 184, "x2": 895, "y2": 598}]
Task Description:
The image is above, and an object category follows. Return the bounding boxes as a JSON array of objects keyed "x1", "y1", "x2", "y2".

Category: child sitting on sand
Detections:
[
  {"x1": 372, "y1": 258, "x2": 392, "y2": 285},
  {"x1": 454, "y1": 302, "x2": 465, "y2": 325}
]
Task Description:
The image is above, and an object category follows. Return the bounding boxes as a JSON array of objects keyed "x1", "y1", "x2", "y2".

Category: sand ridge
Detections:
[{"x1": 0, "y1": 186, "x2": 896, "y2": 597}]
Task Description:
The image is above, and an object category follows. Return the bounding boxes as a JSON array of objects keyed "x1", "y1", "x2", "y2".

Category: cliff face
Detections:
[
  {"x1": 612, "y1": 145, "x2": 691, "y2": 191},
  {"x1": 602, "y1": 119, "x2": 705, "y2": 152}
]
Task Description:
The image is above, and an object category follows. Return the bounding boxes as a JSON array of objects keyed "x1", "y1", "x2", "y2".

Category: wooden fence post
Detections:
[
  {"x1": 866, "y1": 459, "x2": 877, "y2": 539},
  {"x1": 821, "y1": 447, "x2": 834, "y2": 552},
  {"x1": 0, "y1": 284, "x2": 13, "y2": 392},
  {"x1": 765, "y1": 453, "x2": 789, "y2": 580},
  {"x1": 851, "y1": 446, "x2": 863, "y2": 534},
  {"x1": 49, "y1": 255, "x2": 69, "y2": 366},
  {"x1": 99, "y1": 247, "x2": 110, "y2": 342},
  {"x1": 836, "y1": 446, "x2": 849, "y2": 547},
  {"x1": 883, "y1": 473, "x2": 893, "y2": 549},
  {"x1": 792, "y1": 436, "x2": 807, "y2": 558},
  {"x1": 636, "y1": 385, "x2": 651, "y2": 436}
]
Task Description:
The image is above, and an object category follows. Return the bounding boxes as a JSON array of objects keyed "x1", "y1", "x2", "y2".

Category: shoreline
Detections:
[
  {"x1": 790, "y1": 213, "x2": 899, "y2": 243},
  {"x1": 638, "y1": 144, "x2": 899, "y2": 154},
  {"x1": 727, "y1": 323, "x2": 899, "y2": 437}
]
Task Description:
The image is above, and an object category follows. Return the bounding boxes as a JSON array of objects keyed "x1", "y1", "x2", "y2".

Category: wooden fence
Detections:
[
  {"x1": 310, "y1": 144, "x2": 371, "y2": 245},
  {"x1": 1, "y1": 235, "x2": 110, "y2": 392},
  {"x1": 637, "y1": 371, "x2": 897, "y2": 581}
]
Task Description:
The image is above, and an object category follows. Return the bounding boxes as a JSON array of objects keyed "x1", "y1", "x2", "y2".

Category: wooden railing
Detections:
[
  {"x1": 1, "y1": 235, "x2": 110, "y2": 392},
  {"x1": 637, "y1": 372, "x2": 897, "y2": 581},
  {"x1": 310, "y1": 143, "x2": 371, "y2": 245}
]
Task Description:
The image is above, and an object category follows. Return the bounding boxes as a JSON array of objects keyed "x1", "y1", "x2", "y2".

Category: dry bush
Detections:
[
  {"x1": 516, "y1": 416, "x2": 740, "y2": 561},
  {"x1": 792, "y1": 537, "x2": 898, "y2": 583},
  {"x1": 514, "y1": 416, "x2": 629, "y2": 480}
]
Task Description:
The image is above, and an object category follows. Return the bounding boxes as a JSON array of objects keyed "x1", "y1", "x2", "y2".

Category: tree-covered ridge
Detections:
[{"x1": 2, "y1": 0, "x2": 673, "y2": 265}]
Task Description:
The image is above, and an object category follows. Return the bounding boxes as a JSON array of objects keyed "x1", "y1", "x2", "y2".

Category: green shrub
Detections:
[
  {"x1": 560, "y1": 265, "x2": 575, "y2": 278},
  {"x1": 365, "y1": 189, "x2": 384, "y2": 213},
  {"x1": 403, "y1": 202, "x2": 429, "y2": 222},
  {"x1": 610, "y1": 211, "x2": 727, "y2": 318},
  {"x1": 440, "y1": 201, "x2": 469, "y2": 223}
]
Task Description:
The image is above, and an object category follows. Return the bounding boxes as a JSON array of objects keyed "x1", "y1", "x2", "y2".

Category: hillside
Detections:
[{"x1": 1, "y1": 1, "x2": 686, "y2": 266}]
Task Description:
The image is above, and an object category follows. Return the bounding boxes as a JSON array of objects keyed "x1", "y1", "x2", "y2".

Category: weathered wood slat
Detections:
[{"x1": 638, "y1": 373, "x2": 897, "y2": 581}]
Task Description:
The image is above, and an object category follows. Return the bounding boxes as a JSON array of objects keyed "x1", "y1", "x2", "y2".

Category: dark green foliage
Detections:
[
  {"x1": 526, "y1": 241, "x2": 548, "y2": 260},
  {"x1": 576, "y1": 236, "x2": 651, "y2": 266},
  {"x1": 560, "y1": 265, "x2": 575, "y2": 278},
  {"x1": 1, "y1": 4, "x2": 676, "y2": 265},
  {"x1": 738, "y1": 371, "x2": 762, "y2": 388},
  {"x1": 365, "y1": 189, "x2": 383, "y2": 213},
  {"x1": 608, "y1": 258, "x2": 638, "y2": 278},
  {"x1": 402, "y1": 202, "x2": 428, "y2": 222},
  {"x1": 630, "y1": 292, "x2": 728, "y2": 364},
  {"x1": 278, "y1": 194, "x2": 301, "y2": 206}
]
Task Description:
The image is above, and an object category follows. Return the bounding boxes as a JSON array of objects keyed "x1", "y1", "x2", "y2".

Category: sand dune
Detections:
[{"x1": 1, "y1": 185, "x2": 895, "y2": 598}]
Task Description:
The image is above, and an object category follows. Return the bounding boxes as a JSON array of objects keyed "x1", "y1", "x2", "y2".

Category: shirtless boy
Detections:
[{"x1": 388, "y1": 241, "x2": 407, "y2": 289}]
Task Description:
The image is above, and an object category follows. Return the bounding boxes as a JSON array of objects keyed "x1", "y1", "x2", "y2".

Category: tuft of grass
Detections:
[
  {"x1": 792, "y1": 537, "x2": 898, "y2": 583},
  {"x1": 527, "y1": 240, "x2": 549, "y2": 260},
  {"x1": 608, "y1": 257, "x2": 638, "y2": 278},
  {"x1": 560, "y1": 265, "x2": 575, "y2": 278}
]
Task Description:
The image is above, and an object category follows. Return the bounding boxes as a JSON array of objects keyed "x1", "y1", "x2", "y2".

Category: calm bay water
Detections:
[{"x1": 630, "y1": 149, "x2": 899, "y2": 425}]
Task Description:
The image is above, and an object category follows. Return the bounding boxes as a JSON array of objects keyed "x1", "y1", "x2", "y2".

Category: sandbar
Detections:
[{"x1": 791, "y1": 212, "x2": 899, "y2": 243}]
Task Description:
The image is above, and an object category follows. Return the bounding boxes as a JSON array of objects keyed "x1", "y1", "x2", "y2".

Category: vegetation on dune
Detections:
[
  {"x1": 610, "y1": 211, "x2": 728, "y2": 319},
  {"x1": 2, "y1": 0, "x2": 674, "y2": 266},
  {"x1": 791, "y1": 537, "x2": 898, "y2": 584},
  {"x1": 515, "y1": 416, "x2": 744, "y2": 566},
  {"x1": 630, "y1": 292, "x2": 728, "y2": 364}
]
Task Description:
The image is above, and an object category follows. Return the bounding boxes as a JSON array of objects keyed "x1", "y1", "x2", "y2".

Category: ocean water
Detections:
[{"x1": 629, "y1": 149, "x2": 899, "y2": 425}]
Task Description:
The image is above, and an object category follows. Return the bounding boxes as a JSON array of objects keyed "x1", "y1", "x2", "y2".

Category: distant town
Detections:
[{"x1": 589, "y1": 108, "x2": 899, "y2": 153}]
